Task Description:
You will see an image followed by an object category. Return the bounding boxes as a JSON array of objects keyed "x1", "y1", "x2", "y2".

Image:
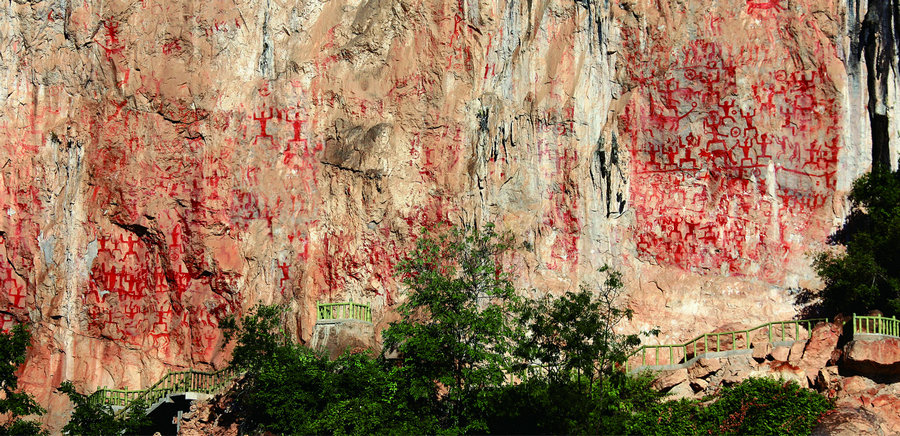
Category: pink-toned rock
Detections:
[
  {"x1": 665, "y1": 381, "x2": 695, "y2": 401},
  {"x1": 690, "y1": 378, "x2": 709, "y2": 393},
  {"x1": 799, "y1": 323, "x2": 843, "y2": 385},
  {"x1": 0, "y1": 0, "x2": 879, "y2": 431},
  {"x1": 839, "y1": 376, "x2": 878, "y2": 395},
  {"x1": 706, "y1": 323, "x2": 750, "y2": 352},
  {"x1": 722, "y1": 368, "x2": 753, "y2": 386},
  {"x1": 843, "y1": 338, "x2": 900, "y2": 376},
  {"x1": 832, "y1": 377, "x2": 900, "y2": 434},
  {"x1": 815, "y1": 366, "x2": 841, "y2": 392},
  {"x1": 748, "y1": 361, "x2": 808, "y2": 387},
  {"x1": 653, "y1": 368, "x2": 689, "y2": 391},
  {"x1": 771, "y1": 346, "x2": 791, "y2": 362},
  {"x1": 812, "y1": 408, "x2": 887, "y2": 436},
  {"x1": 788, "y1": 341, "x2": 807, "y2": 366},
  {"x1": 751, "y1": 342, "x2": 772, "y2": 361},
  {"x1": 688, "y1": 358, "x2": 722, "y2": 379}
]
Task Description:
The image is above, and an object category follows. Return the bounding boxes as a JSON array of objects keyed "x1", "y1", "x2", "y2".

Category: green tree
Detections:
[
  {"x1": 516, "y1": 266, "x2": 641, "y2": 394},
  {"x1": 814, "y1": 164, "x2": 900, "y2": 315},
  {"x1": 221, "y1": 304, "x2": 289, "y2": 374},
  {"x1": 508, "y1": 266, "x2": 646, "y2": 434},
  {"x1": 0, "y1": 324, "x2": 45, "y2": 436},
  {"x1": 58, "y1": 382, "x2": 149, "y2": 436},
  {"x1": 383, "y1": 223, "x2": 519, "y2": 433}
]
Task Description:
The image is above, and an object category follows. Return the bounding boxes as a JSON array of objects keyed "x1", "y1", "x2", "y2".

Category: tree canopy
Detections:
[
  {"x1": 814, "y1": 164, "x2": 900, "y2": 316},
  {"x1": 210, "y1": 223, "x2": 832, "y2": 435},
  {"x1": 0, "y1": 324, "x2": 45, "y2": 436}
]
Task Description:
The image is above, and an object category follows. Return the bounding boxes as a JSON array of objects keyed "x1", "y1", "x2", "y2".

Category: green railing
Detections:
[
  {"x1": 316, "y1": 301, "x2": 372, "y2": 323},
  {"x1": 626, "y1": 318, "x2": 830, "y2": 373},
  {"x1": 90, "y1": 367, "x2": 238, "y2": 416},
  {"x1": 852, "y1": 313, "x2": 900, "y2": 339}
]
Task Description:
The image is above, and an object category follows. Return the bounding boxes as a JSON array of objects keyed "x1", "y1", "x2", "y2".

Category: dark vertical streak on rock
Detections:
[
  {"x1": 259, "y1": 0, "x2": 272, "y2": 77},
  {"x1": 861, "y1": 0, "x2": 899, "y2": 167},
  {"x1": 592, "y1": 134, "x2": 626, "y2": 218}
]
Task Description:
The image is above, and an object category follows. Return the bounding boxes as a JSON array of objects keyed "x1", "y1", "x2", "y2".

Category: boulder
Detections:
[
  {"x1": 665, "y1": 381, "x2": 695, "y2": 401},
  {"x1": 747, "y1": 361, "x2": 808, "y2": 387},
  {"x1": 843, "y1": 338, "x2": 900, "y2": 377},
  {"x1": 788, "y1": 340, "x2": 807, "y2": 366},
  {"x1": 831, "y1": 377, "x2": 900, "y2": 435},
  {"x1": 815, "y1": 366, "x2": 841, "y2": 392},
  {"x1": 751, "y1": 342, "x2": 771, "y2": 362},
  {"x1": 796, "y1": 322, "x2": 842, "y2": 386},
  {"x1": 812, "y1": 407, "x2": 886, "y2": 436},
  {"x1": 688, "y1": 358, "x2": 722, "y2": 379},
  {"x1": 690, "y1": 378, "x2": 709, "y2": 393},
  {"x1": 771, "y1": 345, "x2": 791, "y2": 362},
  {"x1": 310, "y1": 320, "x2": 377, "y2": 360},
  {"x1": 800, "y1": 323, "x2": 842, "y2": 369},
  {"x1": 652, "y1": 368, "x2": 689, "y2": 391}
]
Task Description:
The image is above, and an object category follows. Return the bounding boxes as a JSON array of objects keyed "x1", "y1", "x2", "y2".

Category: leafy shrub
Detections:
[
  {"x1": 58, "y1": 382, "x2": 150, "y2": 436},
  {"x1": 223, "y1": 305, "x2": 431, "y2": 435},
  {"x1": 705, "y1": 377, "x2": 833, "y2": 435},
  {"x1": 626, "y1": 377, "x2": 834, "y2": 436}
]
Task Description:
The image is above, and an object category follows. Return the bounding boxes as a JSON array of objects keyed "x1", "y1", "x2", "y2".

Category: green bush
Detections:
[
  {"x1": 706, "y1": 377, "x2": 833, "y2": 435},
  {"x1": 58, "y1": 382, "x2": 150, "y2": 436},
  {"x1": 223, "y1": 305, "x2": 430, "y2": 435},
  {"x1": 626, "y1": 377, "x2": 834, "y2": 436}
]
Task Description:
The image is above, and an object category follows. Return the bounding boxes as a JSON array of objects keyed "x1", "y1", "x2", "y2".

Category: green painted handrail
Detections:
[
  {"x1": 89, "y1": 367, "x2": 239, "y2": 416},
  {"x1": 625, "y1": 318, "x2": 830, "y2": 372},
  {"x1": 316, "y1": 301, "x2": 372, "y2": 323},
  {"x1": 852, "y1": 314, "x2": 900, "y2": 339}
]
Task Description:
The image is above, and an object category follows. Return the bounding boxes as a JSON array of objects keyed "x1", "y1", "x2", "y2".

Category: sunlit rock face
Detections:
[{"x1": 0, "y1": 0, "x2": 893, "y2": 430}]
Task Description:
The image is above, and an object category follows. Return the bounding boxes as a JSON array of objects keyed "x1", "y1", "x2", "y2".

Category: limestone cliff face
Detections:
[{"x1": 0, "y1": 0, "x2": 894, "y2": 429}]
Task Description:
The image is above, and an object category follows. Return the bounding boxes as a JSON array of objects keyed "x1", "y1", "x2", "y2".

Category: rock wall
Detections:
[{"x1": 0, "y1": 0, "x2": 894, "y2": 430}]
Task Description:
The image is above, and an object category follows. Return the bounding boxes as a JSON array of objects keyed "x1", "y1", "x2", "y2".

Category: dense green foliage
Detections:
[
  {"x1": 814, "y1": 164, "x2": 900, "y2": 316},
  {"x1": 222, "y1": 305, "x2": 430, "y2": 434},
  {"x1": 626, "y1": 377, "x2": 834, "y2": 435},
  {"x1": 0, "y1": 325, "x2": 45, "y2": 436},
  {"x1": 57, "y1": 382, "x2": 150, "y2": 436},
  {"x1": 219, "y1": 224, "x2": 833, "y2": 435},
  {"x1": 507, "y1": 269, "x2": 646, "y2": 434},
  {"x1": 383, "y1": 224, "x2": 519, "y2": 433}
]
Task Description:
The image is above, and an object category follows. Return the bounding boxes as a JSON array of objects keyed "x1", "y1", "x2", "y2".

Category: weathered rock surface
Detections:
[
  {"x1": 687, "y1": 358, "x2": 721, "y2": 379},
  {"x1": 772, "y1": 345, "x2": 791, "y2": 362},
  {"x1": 310, "y1": 320, "x2": 377, "y2": 360},
  {"x1": 652, "y1": 331, "x2": 900, "y2": 434},
  {"x1": 799, "y1": 322, "x2": 842, "y2": 385},
  {"x1": 812, "y1": 408, "x2": 887, "y2": 436},
  {"x1": 751, "y1": 342, "x2": 772, "y2": 361},
  {"x1": 179, "y1": 389, "x2": 241, "y2": 436},
  {"x1": 652, "y1": 368, "x2": 689, "y2": 391},
  {"x1": 0, "y1": 0, "x2": 895, "y2": 431},
  {"x1": 844, "y1": 338, "x2": 900, "y2": 376}
]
